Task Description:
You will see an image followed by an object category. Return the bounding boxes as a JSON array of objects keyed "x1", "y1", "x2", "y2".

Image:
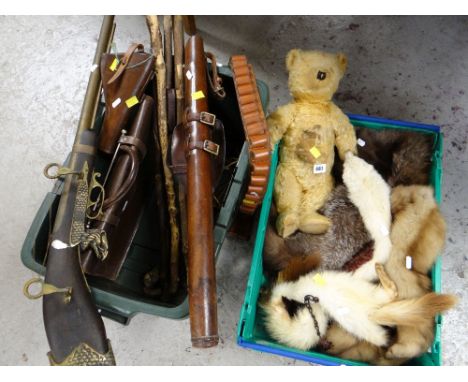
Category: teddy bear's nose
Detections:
[{"x1": 317, "y1": 71, "x2": 327, "y2": 80}]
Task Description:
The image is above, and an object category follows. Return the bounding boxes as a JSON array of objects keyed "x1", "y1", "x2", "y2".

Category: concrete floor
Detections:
[{"x1": 0, "y1": 15, "x2": 466, "y2": 366}]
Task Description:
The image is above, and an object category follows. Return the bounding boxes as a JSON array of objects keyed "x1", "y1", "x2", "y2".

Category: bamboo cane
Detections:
[{"x1": 146, "y1": 15, "x2": 180, "y2": 294}]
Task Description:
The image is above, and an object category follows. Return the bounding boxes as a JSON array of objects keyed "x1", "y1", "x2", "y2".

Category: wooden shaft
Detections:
[
  {"x1": 183, "y1": 15, "x2": 196, "y2": 36},
  {"x1": 163, "y1": 16, "x2": 173, "y2": 89},
  {"x1": 185, "y1": 35, "x2": 218, "y2": 348},
  {"x1": 173, "y1": 15, "x2": 189, "y2": 258},
  {"x1": 173, "y1": 15, "x2": 185, "y2": 125},
  {"x1": 146, "y1": 15, "x2": 181, "y2": 295}
]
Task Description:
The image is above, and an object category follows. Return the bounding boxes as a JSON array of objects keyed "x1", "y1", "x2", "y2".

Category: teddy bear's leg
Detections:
[
  {"x1": 274, "y1": 164, "x2": 301, "y2": 238},
  {"x1": 298, "y1": 176, "x2": 332, "y2": 234}
]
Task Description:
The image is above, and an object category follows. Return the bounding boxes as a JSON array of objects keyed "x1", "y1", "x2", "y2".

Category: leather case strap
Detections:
[
  {"x1": 169, "y1": 117, "x2": 226, "y2": 189},
  {"x1": 80, "y1": 95, "x2": 154, "y2": 280},
  {"x1": 229, "y1": 55, "x2": 271, "y2": 215},
  {"x1": 107, "y1": 43, "x2": 145, "y2": 85},
  {"x1": 99, "y1": 44, "x2": 155, "y2": 154}
]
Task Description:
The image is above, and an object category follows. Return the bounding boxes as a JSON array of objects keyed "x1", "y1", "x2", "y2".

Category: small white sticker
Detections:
[
  {"x1": 112, "y1": 98, "x2": 121, "y2": 108},
  {"x1": 186, "y1": 70, "x2": 193, "y2": 80},
  {"x1": 90, "y1": 63, "x2": 98, "y2": 73},
  {"x1": 51, "y1": 240, "x2": 70, "y2": 249},
  {"x1": 406, "y1": 256, "x2": 412, "y2": 269},
  {"x1": 380, "y1": 225, "x2": 389, "y2": 236},
  {"x1": 357, "y1": 138, "x2": 366, "y2": 147},
  {"x1": 313, "y1": 164, "x2": 327, "y2": 174}
]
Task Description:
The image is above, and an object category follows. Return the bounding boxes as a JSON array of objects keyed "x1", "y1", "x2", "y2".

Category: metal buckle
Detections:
[
  {"x1": 200, "y1": 111, "x2": 216, "y2": 126},
  {"x1": 203, "y1": 140, "x2": 219, "y2": 156}
]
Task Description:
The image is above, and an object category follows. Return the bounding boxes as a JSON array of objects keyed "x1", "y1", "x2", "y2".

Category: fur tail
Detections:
[
  {"x1": 371, "y1": 293, "x2": 458, "y2": 327},
  {"x1": 278, "y1": 254, "x2": 321, "y2": 283},
  {"x1": 263, "y1": 223, "x2": 292, "y2": 272}
]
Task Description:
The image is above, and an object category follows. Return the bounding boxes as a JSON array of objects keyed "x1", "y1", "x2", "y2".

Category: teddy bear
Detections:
[{"x1": 268, "y1": 49, "x2": 357, "y2": 238}]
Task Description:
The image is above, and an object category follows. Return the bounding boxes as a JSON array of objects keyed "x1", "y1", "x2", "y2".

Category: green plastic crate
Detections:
[
  {"x1": 237, "y1": 114, "x2": 444, "y2": 366},
  {"x1": 21, "y1": 66, "x2": 270, "y2": 324}
]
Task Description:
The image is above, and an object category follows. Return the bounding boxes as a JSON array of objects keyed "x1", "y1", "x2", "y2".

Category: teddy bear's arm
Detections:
[
  {"x1": 267, "y1": 104, "x2": 295, "y2": 148},
  {"x1": 331, "y1": 104, "x2": 358, "y2": 160}
]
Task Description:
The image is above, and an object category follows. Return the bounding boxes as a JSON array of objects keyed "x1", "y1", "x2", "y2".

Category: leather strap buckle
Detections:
[
  {"x1": 203, "y1": 140, "x2": 219, "y2": 156},
  {"x1": 200, "y1": 111, "x2": 216, "y2": 126}
]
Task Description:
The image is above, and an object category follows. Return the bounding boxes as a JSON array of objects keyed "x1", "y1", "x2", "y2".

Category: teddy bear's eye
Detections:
[{"x1": 317, "y1": 71, "x2": 327, "y2": 80}]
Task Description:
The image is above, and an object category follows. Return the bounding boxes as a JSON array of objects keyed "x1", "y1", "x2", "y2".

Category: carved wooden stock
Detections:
[{"x1": 41, "y1": 16, "x2": 116, "y2": 366}]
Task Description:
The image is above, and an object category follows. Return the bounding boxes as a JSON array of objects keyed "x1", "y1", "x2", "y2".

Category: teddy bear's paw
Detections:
[
  {"x1": 276, "y1": 212, "x2": 299, "y2": 238},
  {"x1": 385, "y1": 343, "x2": 420, "y2": 360},
  {"x1": 299, "y1": 212, "x2": 331, "y2": 234}
]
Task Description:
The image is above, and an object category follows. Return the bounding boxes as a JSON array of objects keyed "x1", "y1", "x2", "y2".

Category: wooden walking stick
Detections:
[
  {"x1": 174, "y1": 15, "x2": 185, "y2": 130},
  {"x1": 183, "y1": 16, "x2": 197, "y2": 36},
  {"x1": 146, "y1": 15, "x2": 181, "y2": 294},
  {"x1": 163, "y1": 16, "x2": 174, "y2": 89},
  {"x1": 173, "y1": 15, "x2": 189, "y2": 258}
]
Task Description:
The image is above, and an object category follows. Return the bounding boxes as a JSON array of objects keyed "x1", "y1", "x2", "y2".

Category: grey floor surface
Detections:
[{"x1": 0, "y1": 15, "x2": 466, "y2": 366}]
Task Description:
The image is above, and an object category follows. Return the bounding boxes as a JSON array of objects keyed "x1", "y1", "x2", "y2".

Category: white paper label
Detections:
[
  {"x1": 112, "y1": 98, "x2": 121, "y2": 108},
  {"x1": 313, "y1": 164, "x2": 327, "y2": 174},
  {"x1": 357, "y1": 138, "x2": 366, "y2": 147},
  {"x1": 406, "y1": 256, "x2": 412, "y2": 269},
  {"x1": 90, "y1": 63, "x2": 98, "y2": 73},
  {"x1": 186, "y1": 70, "x2": 193, "y2": 80}
]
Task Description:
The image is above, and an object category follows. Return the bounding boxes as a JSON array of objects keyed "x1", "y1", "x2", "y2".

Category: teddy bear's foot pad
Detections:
[
  {"x1": 299, "y1": 213, "x2": 331, "y2": 234},
  {"x1": 276, "y1": 212, "x2": 299, "y2": 238}
]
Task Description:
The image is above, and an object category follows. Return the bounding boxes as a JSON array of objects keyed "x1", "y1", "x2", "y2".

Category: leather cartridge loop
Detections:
[
  {"x1": 107, "y1": 43, "x2": 145, "y2": 85},
  {"x1": 229, "y1": 55, "x2": 271, "y2": 215},
  {"x1": 102, "y1": 146, "x2": 139, "y2": 209}
]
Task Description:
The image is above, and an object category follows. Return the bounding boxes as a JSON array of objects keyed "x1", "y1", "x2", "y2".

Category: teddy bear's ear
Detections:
[
  {"x1": 286, "y1": 49, "x2": 300, "y2": 71},
  {"x1": 337, "y1": 53, "x2": 348, "y2": 74}
]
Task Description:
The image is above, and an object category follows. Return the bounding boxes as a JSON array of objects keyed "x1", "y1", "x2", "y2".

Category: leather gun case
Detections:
[{"x1": 22, "y1": 62, "x2": 270, "y2": 324}]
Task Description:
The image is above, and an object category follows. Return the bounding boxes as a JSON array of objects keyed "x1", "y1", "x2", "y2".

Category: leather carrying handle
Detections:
[{"x1": 107, "y1": 43, "x2": 145, "y2": 84}]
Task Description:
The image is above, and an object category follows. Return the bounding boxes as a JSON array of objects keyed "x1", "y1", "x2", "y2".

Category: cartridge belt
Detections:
[{"x1": 229, "y1": 55, "x2": 271, "y2": 215}]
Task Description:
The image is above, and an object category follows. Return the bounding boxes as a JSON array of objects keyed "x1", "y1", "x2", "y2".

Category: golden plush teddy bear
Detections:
[{"x1": 268, "y1": 49, "x2": 357, "y2": 238}]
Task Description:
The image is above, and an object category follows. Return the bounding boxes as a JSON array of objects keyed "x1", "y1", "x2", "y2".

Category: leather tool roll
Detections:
[
  {"x1": 99, "y1": 43, "x2": 155, "y2": 154},
  {"x1": 185, "y1": 35, "x2": 219, "y2": 348},
  {"x1": 81, "y1": 95, "x2": 154, "y2": 280}
]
